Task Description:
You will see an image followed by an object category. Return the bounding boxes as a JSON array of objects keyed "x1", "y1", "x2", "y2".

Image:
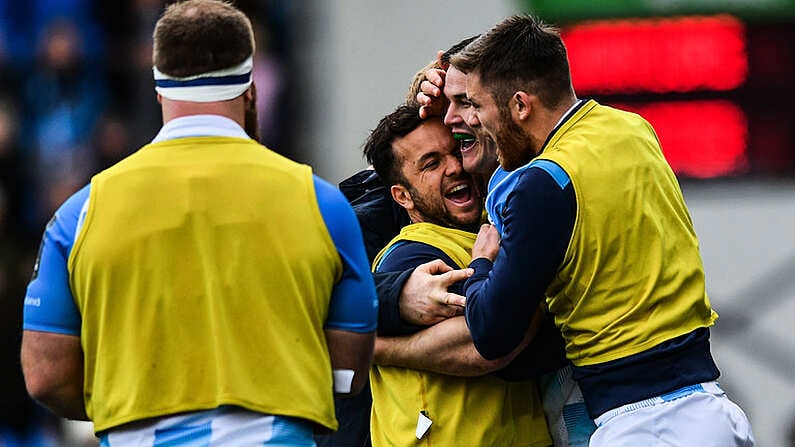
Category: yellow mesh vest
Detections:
[
  {"x1": 538, "y1": 100, "x2": 718, "y2": 366},
  {"x1": 69, "y1": 137, "x2": 342, "y2": 432},
  {"x1": 370, "y1": 223, "x2": 550, "y2": 447}
]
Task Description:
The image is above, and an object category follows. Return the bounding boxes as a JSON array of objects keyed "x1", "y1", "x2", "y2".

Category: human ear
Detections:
[
  {"x1": 244, "y1": 84, "x2": 255, "y2": 102},
  {"x1": 390, "y1": 184, "x2": 414, "y2": 211},
  {"x1": 511, "y1": 91, "x2": 532, "y2": 121}
]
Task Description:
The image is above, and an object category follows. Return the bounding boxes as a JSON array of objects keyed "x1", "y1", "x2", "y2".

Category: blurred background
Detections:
[{"x1": 0, "y1": 0, "x2": 793, "y2": 446}]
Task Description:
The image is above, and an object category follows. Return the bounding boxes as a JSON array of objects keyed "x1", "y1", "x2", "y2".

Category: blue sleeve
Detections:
[
  {"x1": 376, "y1": 242, "x2": 463, "y2": 296},
  {"x1": 375, "y1": 242, "x2": 463, "y2": 336},
  {"x1": 485, "y1": 166, "x2": 513, "y2": 234},
  {"x1": 464, "y1": 162, "x2": 576, "y2": 359},
  {"x1": 373, "y1": 269, "x2": 417, "y2": 337},
  {"x1": 315, "y1": 176, "x2": 378, "y2": 333},
  {"x1": 23, "y1": 184, "x2": 90, "y2": 335}
]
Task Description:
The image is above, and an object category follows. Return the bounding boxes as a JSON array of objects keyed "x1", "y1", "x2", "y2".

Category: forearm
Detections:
[
  {"x1": 466, "y1": 165, "x2": 575, "y2": 359},
  {"x1": 325, "y1": 329, "x2": 376, "y2": 396},
  {"x1": 464, "y1": 258, "x2": 542, "y2": 359},
  {"x1": 374, "y1": 316, "x2": 509, "y2": 376}
]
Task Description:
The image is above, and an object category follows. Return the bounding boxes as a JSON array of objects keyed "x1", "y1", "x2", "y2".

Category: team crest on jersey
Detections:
[{"x1": 31, "y1": 217, "x2": 55, "y2": 281}]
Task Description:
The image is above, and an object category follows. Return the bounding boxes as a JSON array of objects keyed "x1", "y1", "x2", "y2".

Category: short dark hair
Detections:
[
  {"x1": 153, "y1": 0, "x2": 254, "y2": 78},
  {"x1": 451, "y1": 15, "x2": 572, "y2": 109},
  {"x1": 363, "y1": 103, "x2": 424, "y2": 187}
]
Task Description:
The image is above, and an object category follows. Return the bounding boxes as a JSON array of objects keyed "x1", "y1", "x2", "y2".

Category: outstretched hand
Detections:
[{"x1": 399, "y1": 259, "x2": 473, "y2": 326}]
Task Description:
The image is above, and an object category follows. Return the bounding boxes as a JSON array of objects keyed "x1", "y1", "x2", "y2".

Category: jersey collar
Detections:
[{"x1": 151, "y1": 115, "x2": 250, "y2": 143}]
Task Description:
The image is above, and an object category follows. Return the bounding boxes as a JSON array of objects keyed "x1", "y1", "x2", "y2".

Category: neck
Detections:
[
  {"x1": 160, "y1": 96, "x2": 246, "y2": 127},
  {"x1": 407, "y1": 213, "x2": 479, "y2": 233},
  {"x1": 407, "y1": 210, "x2": 426, "y2": 226},
  {"x1": 530, "y1": 95, "x2": 579, "y2": 154}
]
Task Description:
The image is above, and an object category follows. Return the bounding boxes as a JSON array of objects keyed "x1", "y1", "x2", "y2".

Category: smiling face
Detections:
[
  {"x1": 465, "y1": 71, "x2": 535, "y2": 171},
  {"x1": 391, "y1": 119, "x2": 483, "y2": 232},
  {"x1": 443, "y1": 66, "x2": 498, "y2": 177}
]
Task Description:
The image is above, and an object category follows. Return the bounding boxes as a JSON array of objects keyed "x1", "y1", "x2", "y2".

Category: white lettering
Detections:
[{"x1": 24, "y1": 296, "x2": 41, "y2": 307}]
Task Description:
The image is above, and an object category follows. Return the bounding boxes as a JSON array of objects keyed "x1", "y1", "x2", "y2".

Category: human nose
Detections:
[
  {"x1": 444, "y1": 154, "x2": 464, "y2": 176},
  {"x1": 443, "y1": 104, "x2": 461, "y2": 127},
  {"x1": 464, "y1": 108, "x2": 480, "y2": 128}
]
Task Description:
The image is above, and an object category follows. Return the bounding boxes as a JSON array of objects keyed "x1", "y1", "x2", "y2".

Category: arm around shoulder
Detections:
[{"x1": 375, "y1": 316, "x2": 510, "y2": 376}]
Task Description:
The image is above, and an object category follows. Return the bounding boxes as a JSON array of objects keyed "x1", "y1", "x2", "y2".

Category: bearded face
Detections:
[
  {"x1": 464, "y1": 72, "x2": 536, "y2": 172},
  {"x1": 493, "y1": 104, "x2": 536, "y2": 171},
  {"x1": 391, "y1": 120, "x2": 484, "y2": 233}
]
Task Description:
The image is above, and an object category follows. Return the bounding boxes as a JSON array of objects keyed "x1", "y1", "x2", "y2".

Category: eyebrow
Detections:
[
  {"x1": 452, "y1": 92, "x2": 468, "y2": 102},
  {"x1": 415, "y1": 150, "x2": 442, "y2": 168}
]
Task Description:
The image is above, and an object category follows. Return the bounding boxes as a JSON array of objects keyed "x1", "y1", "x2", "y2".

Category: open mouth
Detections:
[
  {"x1": 453, "y1": 133, "x2": 478, "y2": 153},
  {"x1": 445, "y1": 182, "x2": 473, "y2": 205}
]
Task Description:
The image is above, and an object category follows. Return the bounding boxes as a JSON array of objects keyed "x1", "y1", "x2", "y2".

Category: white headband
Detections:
[{"x1": 153, "y1": 55, "x2": 253, "y2": 102}]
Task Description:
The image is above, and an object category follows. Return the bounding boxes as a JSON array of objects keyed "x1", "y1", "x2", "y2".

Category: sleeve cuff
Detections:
[{"x1": 467, "y1": 257, "x2": 493, "y2": 281}]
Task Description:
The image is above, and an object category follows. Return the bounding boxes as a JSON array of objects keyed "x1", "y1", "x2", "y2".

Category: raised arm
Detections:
[{"x1": 417, "y1": 70, "x2": 448, "y2": 119}]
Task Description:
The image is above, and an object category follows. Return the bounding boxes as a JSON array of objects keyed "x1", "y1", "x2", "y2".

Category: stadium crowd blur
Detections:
[{"x1": 0, "y1": 1, "x2": 293, "y2": 445}]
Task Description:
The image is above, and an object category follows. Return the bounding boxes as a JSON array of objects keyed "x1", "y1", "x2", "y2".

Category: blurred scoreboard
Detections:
[{"x1": 524, "y1": 1, "x2": 795, "y2": 178}]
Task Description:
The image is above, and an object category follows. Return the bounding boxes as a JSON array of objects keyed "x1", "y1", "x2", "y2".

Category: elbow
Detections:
[
  {"x1": 24, "y1": 376, "x2": 87, "y2": 421},
  {"x1": 21, "y1": 350, "x2": 60, "y2": 407},
  {"x1": 23, "y1": 371, "x2": 71, "y2": 414},
  {"x1": 24, "y1": 371, "x2": 53, "y2": 405}
]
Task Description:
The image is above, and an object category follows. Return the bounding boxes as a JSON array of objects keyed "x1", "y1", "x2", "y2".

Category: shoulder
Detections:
[
  {"x1": 524, "y1": 159, "x2": 571, "y2": 190},
  {"x1": 52, "y1": 184, "x2": 92, "y2": 244},
  {"x1": 501, "y1": 161, "x2": 576, "y2": 232},
  {"x1": 313, "y1": 175, "x2": 350, "y2": 207},
  {"x1": 377, "y1": 240, "x2": 452, "y2": 272},
  {"x1": 312, "y1": 175, "x2": 364, "y2": 249}
]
